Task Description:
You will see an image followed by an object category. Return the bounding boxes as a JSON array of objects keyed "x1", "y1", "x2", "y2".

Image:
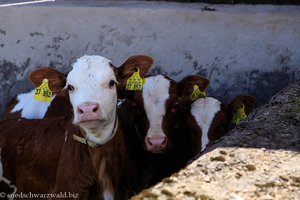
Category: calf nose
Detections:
[
  {"x1": 77, "y1": 103, "x2": 100, "y2": 121},
  {"x1": 146, "y1": 135, "x2": 167, "y2": 149}
]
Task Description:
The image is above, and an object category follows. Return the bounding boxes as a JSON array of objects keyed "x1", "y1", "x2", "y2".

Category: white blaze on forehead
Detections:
[
  {"x1": 142, "y1": 75, "x2": 170, "y2": 138},
  {"x1": 191, "y1": 97, "x2": 221, "y2": 152},
  {"x1": 11, "y1": 90, "x2": 55, "y2": 119}
]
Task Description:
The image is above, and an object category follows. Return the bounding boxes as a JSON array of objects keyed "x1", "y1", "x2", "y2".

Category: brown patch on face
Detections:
[
  {"x1": 131, "y1": 91, "x2": 150, "y2": 147},
  {"x1": 161, "y1": 79, "x2": 179, "y2": 150},
  {"x1": 185, "y1": 114, "x2": 203, "y2": 153}
]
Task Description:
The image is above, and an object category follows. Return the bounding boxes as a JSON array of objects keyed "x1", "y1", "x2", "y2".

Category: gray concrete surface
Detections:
[{"x1": 0, "y1": 1, "x2": 300, "y2": 118}]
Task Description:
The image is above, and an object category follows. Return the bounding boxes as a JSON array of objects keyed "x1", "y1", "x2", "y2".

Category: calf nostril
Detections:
[
  {"x1": 77, "y1": 107, "x2": 83, "y2": 114},
  {"x1": 147, "y1": 138, "x2": 153, "y2": 146},
  {"x1": 92, "y1": 105, "x2": 98, "y2": 113}
]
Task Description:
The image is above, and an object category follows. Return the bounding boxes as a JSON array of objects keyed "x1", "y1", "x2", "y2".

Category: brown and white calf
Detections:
[
  {"x1": 4, "y1": 67, "x2": 72, "y2": 120},
  {"x1": 119, "y1": 74, "x2": 209, "y2": 186},
  {"x1": 0, "y1": 55, "x2": 153, "y2": 199},
  {"x1": 128, "y1": 74, "x2": 209, "y2": 154},
  {"x1": 177, "y1": 94, "x2": 256, "y2": 159}
]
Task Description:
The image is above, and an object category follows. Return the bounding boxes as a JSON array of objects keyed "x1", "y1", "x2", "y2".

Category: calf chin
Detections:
[{"x1": 79, "y1": 120, "x2": 102, "y2": 129}]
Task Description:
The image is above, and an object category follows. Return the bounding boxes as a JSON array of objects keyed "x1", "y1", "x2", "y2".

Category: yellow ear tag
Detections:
[
  {"x1": 34, "y1": 79, "x2": 53, "y2": 102},
  {"x1": 125, "y1": 68, "x2": 145, "y2": 91},
  {"x1": 190, "y1": 85, "x2": 206, "y2": 101},
  {"x1": 232, "y1": 104, "x2": 247, "y2": 125}
]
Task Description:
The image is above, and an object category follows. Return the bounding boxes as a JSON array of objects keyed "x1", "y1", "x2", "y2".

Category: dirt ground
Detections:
[{"x1": 131, "y1": 80, "x2": 300, "y2": 200}]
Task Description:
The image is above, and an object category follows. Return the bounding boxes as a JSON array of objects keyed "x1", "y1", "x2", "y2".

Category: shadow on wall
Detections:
[
  {"x1": 210, "y1": 69, "x2": 299, "y2": 105},
  {"x1": 149, "y1": 52, "x2": 300, "y2": 106},
  {"x1": 246, "y1": 70, "x2": 297, "y2": 103},
  {"x1": 0, "y1": 59, "x2": 33, "y2": 120}
]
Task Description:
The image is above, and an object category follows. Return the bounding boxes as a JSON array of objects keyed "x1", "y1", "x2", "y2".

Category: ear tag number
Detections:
[
  {"x1": 125, "y1": 67, "x2": 145, "y2": 91},
  {"x1": 190, "y1": 85, "x2": 206, "y2": 101},
  {"x1": 34, "y1": 79, "x2": 53, "y2": 102},
  {"x1": 232, "y1": 104, "x2": 247, "y2": 125}
]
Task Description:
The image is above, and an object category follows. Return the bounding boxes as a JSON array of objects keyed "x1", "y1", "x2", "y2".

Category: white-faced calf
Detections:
[{"x1": 0, "y1": 55, "x2": 153, "y2": 200}]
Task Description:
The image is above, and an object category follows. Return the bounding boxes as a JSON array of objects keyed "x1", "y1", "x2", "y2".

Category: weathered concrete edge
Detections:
[
  {"x1": 131, "y1": 147, "x2": 300, "y2": 199},
  {"x1": 2, "y1": 1, "x2": 300, "y2": 13}
]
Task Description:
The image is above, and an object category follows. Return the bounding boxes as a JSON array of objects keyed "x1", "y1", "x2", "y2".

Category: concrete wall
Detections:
[{"x1": 0, "y1": 1, "x2": 299, "y2": 118}]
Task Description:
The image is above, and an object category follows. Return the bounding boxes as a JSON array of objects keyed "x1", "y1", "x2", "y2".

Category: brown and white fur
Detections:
[{"x1": 0, "y1": 55, "x2": 153, "y2": 200}]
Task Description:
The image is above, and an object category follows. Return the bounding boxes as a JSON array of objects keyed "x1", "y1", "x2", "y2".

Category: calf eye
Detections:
[
  {"x1": 67, "y1": 85, "x2": 74, "y2": 92},
  {"x1": 109, "y1": 80, "x2": 115, "y2": 88}
]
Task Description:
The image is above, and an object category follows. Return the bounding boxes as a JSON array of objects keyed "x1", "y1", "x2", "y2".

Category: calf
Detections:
[
  {"x1": 121, "y1": 74, "x2": 209, "y2": 186},
  {"x1": 0, "y1": 55, "x2": 153, "y2": 199},
  {"x1": 130, "y1": 74, "x2": 209, "y2": 153},
  {"x1": 178, "y1": 94, "x2": 256, "y2": 160},
  {"x1": 4, "y1": 67, "x2": 72, "y2": 120}
]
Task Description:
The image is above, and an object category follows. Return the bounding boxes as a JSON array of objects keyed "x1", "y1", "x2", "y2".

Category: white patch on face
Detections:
[
  {"x1": 103, "y1": 190, "x2": 114, "y2": 200},
  {"x1": 142, "y1": 75, "x2": 170, "y2": 138},
  {"x1": 191, "y1": 97, "x2": 221, "y2": 152},
  {"x1": 67, "y1": 55, "x2": 118, "y2": 145},
  {"x1": 11, "y1": 90, "x2": 55, "y2": 119}
]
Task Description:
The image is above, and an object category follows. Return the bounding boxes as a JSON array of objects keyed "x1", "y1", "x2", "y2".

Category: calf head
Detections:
[
  {"x1": 187, "y1": 94, "x2": 256, "y2": 152},
  {"x1": 30, "y1": 55, "x2": 152, "y2": 145},
  {"x1": 131, "y1": 75, "x2": 209, "y2": 153}
]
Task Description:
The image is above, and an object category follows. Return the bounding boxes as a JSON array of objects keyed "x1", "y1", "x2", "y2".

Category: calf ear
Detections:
[
  {"x1": 229, "y1": 95, "x2": 256, "y2": 124},
  {"x1": 117, "y1": 55, "x2": 153, "y2": 89},
  {"x1": 178, "y1": 75, "x2": 209, "y2": 98},
  {"x1": 176, "y1": 75, "x2": 209, "y2": 114},
  {"x1": 29, "y1": 67, "x2": 66, "y2": 94},
  {"x1": 229, "y1": 95, "x2": 256, "y2": 115}
]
